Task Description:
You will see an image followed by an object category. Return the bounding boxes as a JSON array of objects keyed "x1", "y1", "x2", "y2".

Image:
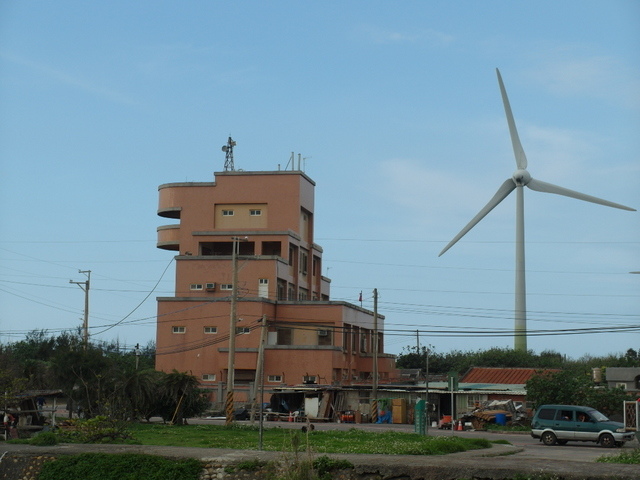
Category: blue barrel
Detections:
[{"x1": 495, "y1": 413, "x2": 507, "y2": 426}]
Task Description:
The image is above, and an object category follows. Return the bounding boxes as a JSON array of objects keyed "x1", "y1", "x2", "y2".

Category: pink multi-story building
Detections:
[{"x1": 155, "y1": 169, "x2": 397, "y2": 405}]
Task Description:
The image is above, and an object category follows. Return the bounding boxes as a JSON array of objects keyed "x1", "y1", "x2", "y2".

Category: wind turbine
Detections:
[{"x1": 439, "y1": 68, "x2": 636, "y2": 352}]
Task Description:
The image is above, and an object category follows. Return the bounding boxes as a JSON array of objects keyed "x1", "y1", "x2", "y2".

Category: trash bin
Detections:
[
  {"x1": 495, "y1": 413, "x2": 507, "y2": 426},
  {"x1": 414, "y1": 399, "x2": 426, "y2": 434}
]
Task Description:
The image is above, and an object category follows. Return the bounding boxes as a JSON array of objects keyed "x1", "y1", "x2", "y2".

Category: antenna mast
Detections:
[{"x1": 222, "y1": 136, "x2": 236, "y2": 171}]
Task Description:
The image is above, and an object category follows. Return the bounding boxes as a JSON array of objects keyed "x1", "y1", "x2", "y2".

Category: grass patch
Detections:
[
  {"x1": 483, "y1": 423, "x2": 531, "y2": 432},
  {"x1": 596, "y1": 447, "x2": 640, "y2": 464},
  {"x1": 125, "y1": 423, "x2": 491, "y2": 455},
  {"x1": 38, "y1": 453, "x2": 201, "y2": 480}
]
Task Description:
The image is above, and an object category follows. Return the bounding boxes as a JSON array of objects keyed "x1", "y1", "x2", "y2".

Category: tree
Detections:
[
  {"x1": 525, "y1": 369, "x2": 631, "y2": 416},
  {"x1": 158, "y1": 370, "x2": 208, "y2": 425}
]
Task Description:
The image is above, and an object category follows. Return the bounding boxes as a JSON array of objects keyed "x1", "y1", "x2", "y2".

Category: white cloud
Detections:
[
  {"x1": 374, "y1": 158, "x2": 502, "y2": 227},
  {"x1": 355, "y1": 24, "x2": 454, "y2": 47},
  {"x1": 0, "y1": 50, "x2": 137, "y2": 106},
  {"x1": 528, "y1": 55, "x2": 640, "y2": 109}
]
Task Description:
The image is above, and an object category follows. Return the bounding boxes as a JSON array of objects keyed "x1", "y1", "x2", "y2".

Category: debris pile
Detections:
[{"x1": 461, "y1": 399, "x2": 526, "y2": 430}]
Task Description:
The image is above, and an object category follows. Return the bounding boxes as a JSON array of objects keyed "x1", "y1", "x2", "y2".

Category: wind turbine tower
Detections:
[{"x1": 439, "y1": 68, "x2": 636, "y2": 352}]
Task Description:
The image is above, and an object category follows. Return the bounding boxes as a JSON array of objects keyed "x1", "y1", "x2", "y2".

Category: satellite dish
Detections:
[{"x1": 222, "y1": 146, "x2": 228, "y2": 152}]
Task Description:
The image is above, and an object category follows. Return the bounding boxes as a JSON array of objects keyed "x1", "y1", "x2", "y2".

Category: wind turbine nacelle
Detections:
[{"x1": 512, "y1": 169, "x2": 531, "y2": 186}]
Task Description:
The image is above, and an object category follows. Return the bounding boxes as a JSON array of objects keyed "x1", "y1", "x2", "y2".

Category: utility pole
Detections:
[
  {"x1": 135, "y1": 343, "x2": 141, "y2": 370},
  {"x1": 370, "y1": 288, "x2": 378, "y2": 423},
  {"x1": 70, "y1": 270, "x2": 91, "y2": 350},
  {"x1": 250, "y1": 314, "x2": 267, "y2": 425},
  {"x1": 226, "y1": 236, "x2": 247, "y2": 425}
]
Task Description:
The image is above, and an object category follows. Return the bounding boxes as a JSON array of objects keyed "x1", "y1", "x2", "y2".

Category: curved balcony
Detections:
[
  {"x1": 157, "y1": 225, "x2": 180, "y2": 251},
  {"x1": 158, "y1": 184, "x2": 183, "y2": 219}
]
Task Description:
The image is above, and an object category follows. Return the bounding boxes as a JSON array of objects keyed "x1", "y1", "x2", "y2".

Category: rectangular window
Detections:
[
  {"x1": 236, "y1": 327, "x2": 250, "y2": 334},
  {"x1": 172, "y1": 326, "x2": 186, "y2": 334},
  {"x1": 190, "y1": 284, "x2": 203, "y2": 290},
  {"x1": 299, "y1": 250, "x2": 308, "y2": 274},
  {"x1": 249, "y1": 209, "x2": 262, "y2": 216},
  {"x1": 222, "y1": 210, "x2": 234, "y2": 216},
  {"x1": 288, "y1": 245, "x2": 296, "y2": 266},
  {"x1": 258, "y1": 278, "x2": 269, "y2": 298},
  {"x1": 277, "y1": 327, "x2": 293, "y2": 345},
  {"x1": 202, "y1": 374, "x2": 216, "y2": 381},
  {"x1": 204, "y1": 326, "x2": 217, "y2": 334},
  {"x1": 220, "y1": 284, "x2": 233, "y2": 290},
  {"x1": 556, "y1": 409, "x2": 574, "y2": 421},
  {"x1": 318, "y1": 328, "x2": 332, "y2": 346},
  {"x1": 303, "y1": 375, "x2": 317, "y2": 384},
  {"x1": 268, "y1": 375, "x2": 282, "y2": 383}
]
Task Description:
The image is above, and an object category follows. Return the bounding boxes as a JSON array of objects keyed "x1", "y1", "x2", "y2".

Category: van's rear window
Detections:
[{"x1": 537, "y1": 408, "x2": 555, "y2": 420}]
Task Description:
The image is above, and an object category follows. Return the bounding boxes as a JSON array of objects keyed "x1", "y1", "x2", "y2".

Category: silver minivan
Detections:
[{"x1": 531, "y1": 405, "x2": 634, "y2": 447}]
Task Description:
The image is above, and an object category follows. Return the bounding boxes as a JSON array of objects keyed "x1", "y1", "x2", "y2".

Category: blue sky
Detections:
[{"x1": 1, "y1": 1, "x2": 638, "y2": 359}]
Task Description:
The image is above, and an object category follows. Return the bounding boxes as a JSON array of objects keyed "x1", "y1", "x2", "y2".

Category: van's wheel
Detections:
[
  {"x1": 599, "y1": 433, "x2": 615, "y2": 448},
  {"x1": 541, "y1": 431, "x2": 557, "y2": 446}
]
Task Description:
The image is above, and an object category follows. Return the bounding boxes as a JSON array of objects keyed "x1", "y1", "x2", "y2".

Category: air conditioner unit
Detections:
[
  {"x1": 205, "y1": 283, "x2": 216, "y2": 291},
  {"x1": 318, "y1": 329, "x2": 329, "y2": 337}
]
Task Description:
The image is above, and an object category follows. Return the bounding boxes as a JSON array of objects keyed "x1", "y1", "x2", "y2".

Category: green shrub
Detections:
[
  {"x1": 29, "y1": 431, "x2": 58, "y2": 446},
  {"x1": 38, "y1": 453, "x2": 201, "y2": 480},
  {"x1": 56, "y1": 416, "x2": 133, "y2": 444}
]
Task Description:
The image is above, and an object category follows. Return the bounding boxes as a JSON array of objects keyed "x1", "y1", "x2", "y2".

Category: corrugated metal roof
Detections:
[{"x1": 460, "y1": 367, "x2": 558, "y2": 385}]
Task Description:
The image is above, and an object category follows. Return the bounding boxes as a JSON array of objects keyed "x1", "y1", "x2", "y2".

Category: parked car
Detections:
[{"x1": 531, "y1": 405, "x2": 635, "y2": 447}]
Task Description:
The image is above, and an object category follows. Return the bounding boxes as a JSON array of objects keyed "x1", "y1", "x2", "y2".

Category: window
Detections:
[
  {"x1": 268, "y1": 375, "x2": 282, "y2": 383},
  {"x1": 537, "y1": 408, "x2": 555, "y2": 420},
  {"x1": 615, "y1": 383, "x2": 627, "y2": 390},
  {"x1": 303, "y1": 375, "x2": 317, "y2": 384},
  {"x1": 360, "y1": 333, "x2": 368, "y2": 353},
  {"x1": 277, "y1": 327, "x2": 293, "y2": 345},
  {"x1": 258, "y1": 278, "x2": 268, "y2": 298},
  {"x1": 222, "y1": 210, "x2": 234, "y2": 216},
  {"x1": 318, "y1": 328, "x2": 332, "y2": 346},
  {"x1": 288, "y1": 245, "x2": 296, "y2": 266},
  {"x1": 220, "y1": 284, "x2": 233, "y2": 290},
  {"x1": 556, "y1": 409, "x2": 574, "y2": 421},
  {"x1": 298, "y1": 288, "x2": 308, "y2": 301},
  {"x1": 202, "y1": 374, "x2": 216, "y2": 381},
  {"x1": 172, "y1": 326, "x2": 186, "y2": 334},
  {"x1": 236, "y1": 327, "x2": 250, "y2": 334},
  {"x1": 190, "y1": 284, "x2": 203, "y2": 290},
  {"x1": 204, "y1": 326, "x2": 217, "y2": 334},
  {"x1": 299, "y1": 250, "x2": 308, "y2": 274},
  {"x1": 466, "y1": 395, "x2": 484, "y2": 408},
  {"x1": 249, "y1": 209, "x2": 262, "y2": 216}
]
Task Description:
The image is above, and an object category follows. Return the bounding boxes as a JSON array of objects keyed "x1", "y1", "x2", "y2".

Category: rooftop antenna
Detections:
[{"x1": 222, "y1": 136, "x2": 236, "y2": 171}]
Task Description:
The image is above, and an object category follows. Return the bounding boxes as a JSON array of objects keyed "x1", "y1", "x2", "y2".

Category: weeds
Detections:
[{"x1": 596, "y1": 447, "x2": 640, "y2": 464}]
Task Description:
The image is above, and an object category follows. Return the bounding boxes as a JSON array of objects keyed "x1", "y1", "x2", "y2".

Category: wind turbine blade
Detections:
[
  {"x1": 527, "y1": 178, "x2": 636, "y2": 211},
  {"x1": 496, "y1": 68, "x2": 528, "y2": 170},
  {"x1": 439, "y1": 178, "x2": 516, "y2": 256}
]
